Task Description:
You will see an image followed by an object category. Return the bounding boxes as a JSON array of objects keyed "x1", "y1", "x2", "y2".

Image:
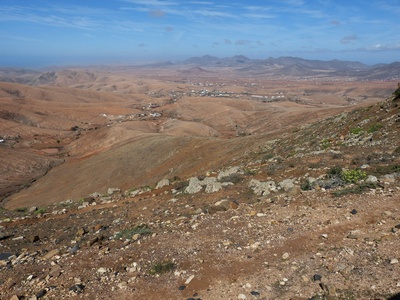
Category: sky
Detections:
[{"x1": 1, "y1": 0, "x2": 399, "y2": 68}]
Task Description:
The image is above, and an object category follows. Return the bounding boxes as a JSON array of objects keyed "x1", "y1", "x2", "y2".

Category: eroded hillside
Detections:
[
  {"x1": 0, "y1": 82, "x2": 399, "y2": 299},
  {"x1": 0, "y1": 69, "x2": 396, "y2": 208}
]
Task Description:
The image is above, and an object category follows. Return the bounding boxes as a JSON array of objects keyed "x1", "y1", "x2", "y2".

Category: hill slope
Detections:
[{"x1": 0, "y1": 85, "x2": 399, "y2": 299}]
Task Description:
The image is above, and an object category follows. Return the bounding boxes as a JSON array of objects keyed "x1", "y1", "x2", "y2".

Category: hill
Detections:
[
  {"x1": 0, "y1": 85, "x2": 399, "y2": 299},
  {"x1": 0, "y1": 67, "x2": 399, "y2": 299}
]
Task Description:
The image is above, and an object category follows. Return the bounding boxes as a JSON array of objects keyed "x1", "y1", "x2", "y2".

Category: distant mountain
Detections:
[
  {"x1": 179, "y1": 66, "x2": 213, "y2": 76},
  {"x1": 182, "y1": 55, "x2": 400, "y2": 80},
  {"x1": 0, "y1": 68, "x2": 40, "y2": 84},
  {"x1": 359, "y1": 61, "x2": 400, "y2": 80},
  {"x1": 183, "y1": 55, "x2": 257, "y2": 67}
]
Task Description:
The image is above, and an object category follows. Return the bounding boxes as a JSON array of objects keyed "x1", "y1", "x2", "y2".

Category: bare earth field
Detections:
[{"x1": 0, "y1": 65, "x2": 399, "y2": 299}]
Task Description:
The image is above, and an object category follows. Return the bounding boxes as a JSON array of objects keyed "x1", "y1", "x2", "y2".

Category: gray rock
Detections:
[
  {"x1": 279, "y1": 179, "x2": 295, "y2": 191},
  {"x1": 205, "y1": 181, "x2": 223, "y2": 193},
  {"x1": 69, "y1": 244, "x2": 80, "y2": 254},
  {"x1": 185, "y1": 177, "x2": 203, "y2": 194},
  {"x1": 156, "y1": 178, "x2": 170, "y2": 189},
  {"x1": 69, "y1": 284, "x2": 85, "y2": 293},
  {"x1": 107, "y1": 187, "x2": 121, "y2": 195},
  {"x1": 217, "y1": 166, "x2": 241, "y2": 180},
  {"x1": 28, "y1": 207, "x2": 37, "y2": 213},
  {"x1": 248, "y1": 179, "x2": 277, "y2": 196},
  {"x1": 366, "y1": 175, "x2": 378, "y2": 183}
]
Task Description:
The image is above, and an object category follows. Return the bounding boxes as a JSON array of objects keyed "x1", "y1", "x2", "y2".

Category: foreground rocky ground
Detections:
[{"x1": 0, "y1": 88, "x2": 399, "y2": 299}]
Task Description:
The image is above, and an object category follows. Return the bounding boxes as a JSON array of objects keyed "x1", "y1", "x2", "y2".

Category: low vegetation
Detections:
[
  {"x1": 115, "y1": 225, "x2": 152, "y2": 240},
  {"x1": 149, "y1": 260, "x2": 175, "y2": 275}
]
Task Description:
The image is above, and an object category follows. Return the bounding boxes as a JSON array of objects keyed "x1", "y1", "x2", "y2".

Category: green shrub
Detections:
[
  {"x1": 300, "y1": 180, "x2": 314, "y2": 191},
  {"x1": 367, "y1": 123, "x2": 383, "y2": 133},
  {"x1": 149, "y1": 260, "x2": 175, "y2": 275},
  {"x1": 35, "y1": 207, "x2": 47, "y2": 215},
  {"x1": 115, "y1": 225, "x2": 152, "y2": 240},
  {"x1": 341, "y1": 169, "x2": 367, "y2": 183},
  {"x1": 327, "y1": 166, "x2": 343, "y2": 178},
  {"x1": 349, "y1": 127, "x2": 363, "y2": 135},
  {"x1": 320, "y1": 139, "x2": 331, "y2": 150},
  {"x1": 15, "y1": 207, "x2": 28, "y2": 213},
  {"x1": 332, "y1": 182, "x2": 380, "y2": 197}
]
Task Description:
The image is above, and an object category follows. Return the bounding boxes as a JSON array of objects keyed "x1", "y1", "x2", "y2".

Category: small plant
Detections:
[
  {"x1": 372, "y1": 164, "x2": 400, "y2": 176},
  {"x1": 341, "y1": 169, "x2": 367, "y2": 184},
  {"x1": 320, "y1": 139, "x2": 331, "y2": 150},
  {"x1": 367, "y1": 123, "x2": 383, "y2": 133},
  {"x1": 149, "y1": 260, "x2": 175, "y2": 275},
  {"x1": 35, "y1": 207, "x2": 47, "y2": 215},
  {"x1": 116, "y1": 225, "x2": 152, "y2": 240},
  {"x1": 300, "y1": 180, "x2": 314, "y2": 191},
  {"x1": 332, "y1": 182, "x2": 381, "y2": 197},
  {"x1": 243, "y1": 168, "x2": 257, "y2": 176},
  {"x1": 327, "y1": 166, "x2": 343, "y2": 178},
  {"x1": 349, "y1": 127, "x2": 363, "y2": 135}
]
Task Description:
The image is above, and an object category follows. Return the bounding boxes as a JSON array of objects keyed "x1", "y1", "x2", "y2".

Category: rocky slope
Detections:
[{"x1": 0, "y1": 86, "x2": 399, "y2": 299}]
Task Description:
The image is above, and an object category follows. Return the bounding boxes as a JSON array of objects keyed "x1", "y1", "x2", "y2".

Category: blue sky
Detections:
[{"x1": 1, "y1": 0, "x2": 399, "y2": 68}]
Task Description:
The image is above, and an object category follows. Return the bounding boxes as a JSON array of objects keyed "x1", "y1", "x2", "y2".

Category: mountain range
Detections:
[{"x1": 1, "y1": 56, "x2": 400, "y2": 84}]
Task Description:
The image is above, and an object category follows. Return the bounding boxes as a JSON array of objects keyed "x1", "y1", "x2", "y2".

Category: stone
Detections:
[
  {"x1": 185, "y1": 275, "x2": 195, "y2": 284},
  {"x1": 87, "y1": 236, "x2": 99, "y2": 247},
  {"x1": 278, "y1": 179, "x2": 295, "y2": 191},
  {"x1": 214, "y1": 199, "x2": 232, "y2": 210},
  {"x1": 131, "y1": 233, "x2": 141, "y2": 241},
  {"x1": 28, "y1": 207, "x2": 37, "y2": 213},
  {"x1": 156, "y1": 178, "x2": 170, "y2": 189},
  {"x1": 390, "y1": 258, "x2": 399, "y2": 265},
  {"x1": 217, "y1": 166, "x2": 240, "y2": 180},
  {"x1": 0, "y1": 252, "x2": 13, "y2": 260},
  {"x1": 49, "y1": 265, "x2": 62, "y2": 278},
  {"x1": 42, "y1": 249, "x2": 60, "y2": 260},
  {"x1": 107, "y1": 187, "x2": 121, "y2": 195},
  {"x1": 76, "y1": 227, "x2": 88, "y2": 237},
  {"x1": 185, "y1": 177, "x2": 203, "y2": 194},
  {"x1": 93, "y1": 224, "x2": 103, "y2": 232},
  {"x1": 238, "y1": 294, "x2": 247, "y2": 299},
  {"x1": 69, "y1": 284, "x2": 85, "y2": 293},
  {"x1": 97, "y1": 267, "x2": 108, "y2": 274},
  {"x1": 350, "y1": 209, "x2": 357, "y2": 215},
  {"x1": 31, "y1": 235, "x2": 40, "y2": 243},
  {"x1": 248, "y1": 179, "x2": 277, "y2": 196},
  {"x1": 69, "y1": 244, "x2": 80, "y2": 254},
  {"x1": 9, "y1": 296, "x2": 19, "y2": 300},
  {"x1": 36, "y1": 289, "x2": 46, "y2": 298},
  {"x1": 207, "y1": 206, "x2": 226, "y2": 214},
  {"x1": 178, "y1": 285, "x2": 186, "y2": 290},
  {"x1": 366, "y1": 175, "x2": 378, "y2": 183},
  {"x1": 313, "y1": 274, "x2": 322, "y2": 281},
  {"x1": 250, "y1": 291, "x2": 260, "y2": 296},
  {"x1": 282, "y1": 252, "x2": 290, "y2": 260},
  {"x1": 205, "y1": 181, "x2": 223, "y2": 193}
]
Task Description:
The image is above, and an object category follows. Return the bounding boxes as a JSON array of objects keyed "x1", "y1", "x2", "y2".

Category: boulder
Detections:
[
  {"x1": 248, "y1": 179, "x2": 277, "y2": 196},
  {"x1": 185, "y1": 177, "x2": 203, "y2": 194},
  {"x1": 217, "y1": 166, "x2": 241, "y2": 180},
  {"x1": 156, "y1": 178, "x2": 170, "y2": 189}
]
